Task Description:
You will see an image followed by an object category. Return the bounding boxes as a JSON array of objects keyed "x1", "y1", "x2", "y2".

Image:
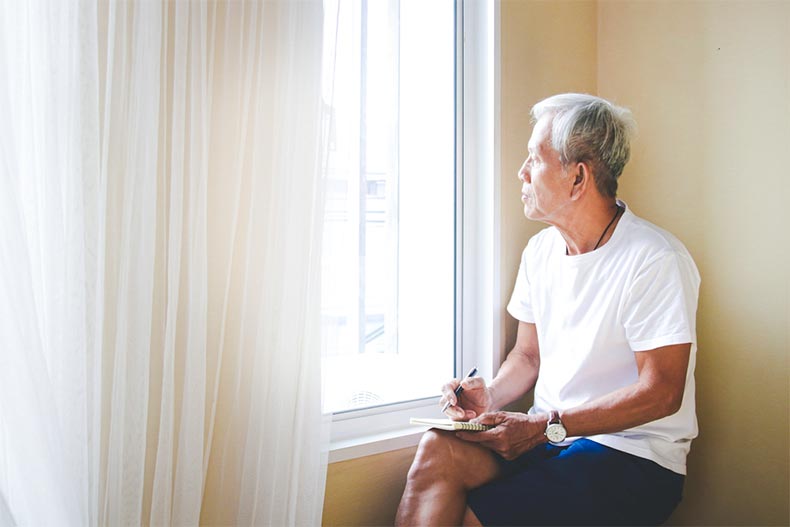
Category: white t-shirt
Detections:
[{"x1": 507, "y1": 201, "x2": 700, "y2": 475}]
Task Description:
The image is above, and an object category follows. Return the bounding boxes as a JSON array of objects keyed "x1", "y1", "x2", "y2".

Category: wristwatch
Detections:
[{"x1": 545, "y1": 410, "x2": 567, "y2": 444}]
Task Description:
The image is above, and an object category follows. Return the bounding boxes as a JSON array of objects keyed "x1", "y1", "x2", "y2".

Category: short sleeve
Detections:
[
  {"x1": 622, "y1": 251, "x2": 700, "y2": 351},
  {"x1": 507, "y1": 247, "x2": 535, "y2": 323}
]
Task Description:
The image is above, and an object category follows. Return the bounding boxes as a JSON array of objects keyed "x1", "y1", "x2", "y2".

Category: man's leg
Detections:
[
  {"x1": 395, "y1": 430, "x2": 502, "y2": 526},
  {"x1": 466, "y1": 439, "x2": 685, "y2": 526}
]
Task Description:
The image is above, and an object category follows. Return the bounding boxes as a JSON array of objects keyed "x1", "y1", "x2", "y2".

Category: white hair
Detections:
[{"x1": 531, "y1": 93, "x2": 637, "y2": 198}]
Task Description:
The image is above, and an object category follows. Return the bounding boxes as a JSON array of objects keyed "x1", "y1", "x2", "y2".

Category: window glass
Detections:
[{"x1": 321, "y1": 0, "x2": 456, "y2": 413}]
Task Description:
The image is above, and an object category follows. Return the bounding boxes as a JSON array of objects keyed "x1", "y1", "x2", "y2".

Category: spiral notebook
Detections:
[{"x1": 409, "y1": 417, "x2": 493, "y2": 432}]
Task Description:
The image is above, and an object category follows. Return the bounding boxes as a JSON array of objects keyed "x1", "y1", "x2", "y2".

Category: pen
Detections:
[{"x1": 442, "y1": 367, "x2": 478, "y2": 413}]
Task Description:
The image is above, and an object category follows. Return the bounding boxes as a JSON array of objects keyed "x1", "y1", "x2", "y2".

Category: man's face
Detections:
[{"x1": 517, "y1": 115, "x2": 573, "y2": 222}]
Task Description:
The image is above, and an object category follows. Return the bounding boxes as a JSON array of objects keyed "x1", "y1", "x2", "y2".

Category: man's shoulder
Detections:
[
  {"x1": 619, "y1": 210, "x2": 693, "y2": 261},
  {"x1": 617, "y1": 210, "x2": 700, "y2": 285}
]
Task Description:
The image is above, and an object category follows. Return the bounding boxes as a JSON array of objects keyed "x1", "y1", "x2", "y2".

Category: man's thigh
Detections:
[{"x1": 467, "y1": 439, "x2": 685, "y2": 526}]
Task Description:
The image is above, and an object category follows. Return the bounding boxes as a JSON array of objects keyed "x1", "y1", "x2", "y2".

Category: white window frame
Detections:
[{"x1": 329, "y1": 0, "x2": 502, "y2": 463}]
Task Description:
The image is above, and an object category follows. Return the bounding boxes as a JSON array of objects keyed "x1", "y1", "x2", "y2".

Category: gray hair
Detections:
[{"x1": 531, "y1": 93, "x2": 636, "y2": 198}]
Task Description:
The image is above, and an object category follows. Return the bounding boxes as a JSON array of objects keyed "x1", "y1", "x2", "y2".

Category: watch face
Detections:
[{"x1": 546, "y1": 424, "x2": 567, "y2": 443}]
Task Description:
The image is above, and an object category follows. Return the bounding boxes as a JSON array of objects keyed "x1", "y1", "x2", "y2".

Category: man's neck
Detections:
[{"x1": 556, "y1": 199, "x2": 621, "y2": 256}]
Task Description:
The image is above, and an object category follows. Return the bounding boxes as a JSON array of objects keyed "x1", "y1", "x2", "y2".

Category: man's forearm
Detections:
[
  {"x1": 560, "y1": 343, "x2": 690, "y2": 438},
  {"x1": 560, "y1": 381, "x2": 680, "y2": 439},
  {"x1": 488, "y1": 346, "x2": 539, "y2": 411}
]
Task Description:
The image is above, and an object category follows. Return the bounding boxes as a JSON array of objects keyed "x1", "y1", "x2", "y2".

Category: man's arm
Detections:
[
  {"x1": 487, "y1": 321, "x2": 541, "y2": 410},
  {"x1": 457, "y1": 342, "x2": 691, "y2": 460},
  {"x1": 560, "y1": 342, "x2": 691, "y2": 437},
  {"x1": 441, "y1": 321, "x2": 540, "y2": 421}
]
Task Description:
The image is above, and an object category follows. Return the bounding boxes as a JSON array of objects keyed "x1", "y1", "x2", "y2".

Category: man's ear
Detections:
[{"x1": 570, "y1": 163, "x2": 588, "y2": 200}]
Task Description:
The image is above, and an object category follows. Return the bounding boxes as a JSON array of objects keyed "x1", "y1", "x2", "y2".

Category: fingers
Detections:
[
  {"x1": 440, "y1": 379, "x2": 461, "y2": 407},
  {"x1": 455, "y1": 411, "x2": 511, "y2": 443},
  {"x1": 442, "y1": 404, "x2": 477, "y2": 421},
  {"x1": 456, "y1": 412, "x2": 546, "y2": 460},
  {"x1": 460, "y1": 376, "x2": 486, "y2": 391},
  {"x1": 440, "y1": 376, "x2": 489, "y2": 417},
  {"x1": 444, "y1": 404, "x2": 466, "y2": 420},
  {"x1": 474, "y1": 411, "x2": 506, "y2": 426},
  {"x1": 442, "y1": 379, "x2": 461, "y2": 393},
  {"x1": 441, "y1": 376, "x2": 486, "y2": 406}
]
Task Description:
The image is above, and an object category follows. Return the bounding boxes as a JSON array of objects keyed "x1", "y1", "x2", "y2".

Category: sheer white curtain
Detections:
[{"x1": 0, "y1": 1, "x2": 331, "y2": 525}]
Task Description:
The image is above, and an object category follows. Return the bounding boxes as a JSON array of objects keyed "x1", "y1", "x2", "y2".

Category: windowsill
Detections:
[
  {"x1": 327, "y1": 397, "x2": 443, "y2": 463},
  {"x1": 328, "y1": 425, "x2": 427, "y2": 463}
]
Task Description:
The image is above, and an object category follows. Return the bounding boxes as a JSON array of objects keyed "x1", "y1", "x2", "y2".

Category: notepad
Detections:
[{"x1": 409, "y1": 417, "x2": 493, "y2": 432}]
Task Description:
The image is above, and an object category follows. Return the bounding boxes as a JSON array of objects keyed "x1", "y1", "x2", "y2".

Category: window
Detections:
[
  {"x1": 321, "y1": 0, "x2": 499, "y2": 460},
  {"x1": 321, "y1": 0, "x2": 458, "y2": 414}
]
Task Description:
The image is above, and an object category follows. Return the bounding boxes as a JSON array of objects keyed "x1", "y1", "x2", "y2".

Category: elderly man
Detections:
[{"x1": 395, "y1": 94, "x2": 700, "y2": 526}]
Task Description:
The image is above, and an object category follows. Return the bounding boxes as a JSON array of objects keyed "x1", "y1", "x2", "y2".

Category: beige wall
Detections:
[
  {"x1": 598, "y1": 1, "x2": 790, "y2": 524},
  {"x1": 322, "y1": 447, "x2": 417, "y2": 527},
  {"x1": 499, "y1": 0, "x2": 599, "y2": 355},
  {"x1": 323, "y1": 1, "x2": 790, "y2": 525}
]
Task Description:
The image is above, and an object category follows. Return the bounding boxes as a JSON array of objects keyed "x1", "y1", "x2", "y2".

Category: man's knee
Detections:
[
  {"x1": 407, "y1": 430, "x2": 499, "y2": 491},
  {"x1": 406, "y1": 430, "x2": 456, "y2": 487}
]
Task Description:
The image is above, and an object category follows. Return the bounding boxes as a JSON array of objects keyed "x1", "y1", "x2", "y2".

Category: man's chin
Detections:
[
  {"x1": 524, "y1": 208, "x2": 551, "y2": 225},
  {"x1": 523, "y1": 205, "x2": 538, "y2": 220}
]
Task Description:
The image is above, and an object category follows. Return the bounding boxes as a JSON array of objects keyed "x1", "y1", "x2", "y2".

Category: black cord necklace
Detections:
[
  {"x1": 566, "y1": 204, "x2": 622, "y2": 255},
  {"x1": 594, "y1": 204, "x2": 622, "y2": 250}
]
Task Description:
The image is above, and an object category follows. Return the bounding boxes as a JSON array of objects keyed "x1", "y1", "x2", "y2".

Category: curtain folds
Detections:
[{"x1": 0, "y1": 1, "x2": 330, "y2": 525}]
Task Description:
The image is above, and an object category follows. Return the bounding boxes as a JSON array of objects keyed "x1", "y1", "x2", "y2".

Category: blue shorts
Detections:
[{"x1": 467, "y1": 438, "x2": 684, "y2": 526}]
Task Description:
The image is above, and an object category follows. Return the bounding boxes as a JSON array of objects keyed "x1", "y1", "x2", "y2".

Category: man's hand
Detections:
[
  {"x1": 455, "y1": 411, "x2": 547, "y2": 461},
  {"x1": 440, "y1": 377, "x2": 493, "y2": 421}
]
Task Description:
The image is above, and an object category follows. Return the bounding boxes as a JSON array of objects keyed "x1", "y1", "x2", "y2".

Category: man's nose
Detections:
[{"x1": 518, "y1": 164, "x2": 530, "y2": 183}]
